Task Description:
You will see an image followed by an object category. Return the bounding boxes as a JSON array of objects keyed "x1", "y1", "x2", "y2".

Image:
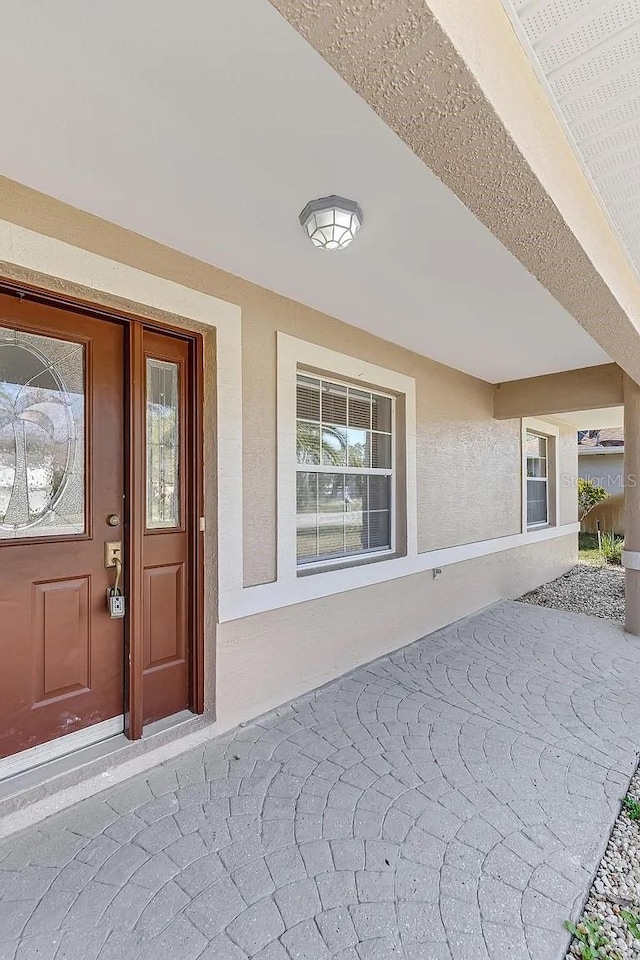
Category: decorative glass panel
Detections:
[
  {"x1": 0, "y1": 326, "x2": 85, "y2": 539},
  {"x1": 146, "y1": 359, "x2": 180, "y2": 529}
]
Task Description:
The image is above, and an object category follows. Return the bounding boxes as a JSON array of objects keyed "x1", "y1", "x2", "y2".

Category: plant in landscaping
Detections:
[
  {"x1": 621, "y1": 909, "x2": 640, "y2": 940},
  {"x1": 578, "y1": 477, "x2": 609, "y2": 522},
  {"x1": 622, "y1": 795, "x2": 640, "y2": 820},
  {"x1": 600, "y1": 532, "x2": 624, "y2": 565},
  {"x1": 564, "y1": 918, "x2": 621, "y2": 959}
]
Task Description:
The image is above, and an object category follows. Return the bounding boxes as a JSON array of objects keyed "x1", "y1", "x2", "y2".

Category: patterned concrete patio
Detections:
[{"x1": 1, "y1": 600, "x2": 640, "y2": 960}]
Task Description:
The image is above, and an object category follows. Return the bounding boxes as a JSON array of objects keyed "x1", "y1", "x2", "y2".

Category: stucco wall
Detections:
[
  {"x1": 243, "y1": 305, "x2": 523, "y2": 584},
  {"x1": 0, "y1": 177, "x2": 529, "y2": 587},
  {"x1": 579, "y1": 452, "x2": 624, "y2": 497},
  {"x1": 579, "y1": 452, "x2": 625, "y2": 535},
  {"x1": 0, "y1": 186, "x2": 579, "y2": 736},
  {"x1": 216, "y1": 533, "x2": 576, "y2": 728},
  {"x1": 558, "y1": 426, "x2": 579, "y2": 526}
]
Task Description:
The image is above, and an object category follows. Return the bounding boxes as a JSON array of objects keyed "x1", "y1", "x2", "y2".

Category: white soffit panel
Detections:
[{"x1": 503, "y1": 0, "x2": 640, "y2": 279}]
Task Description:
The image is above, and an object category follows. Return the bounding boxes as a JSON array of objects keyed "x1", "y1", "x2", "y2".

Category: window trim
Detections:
[
  {"x1": 278, "y1": 334, "x2": 417, "y2": 585},
  {"x1": 522, "y1": 419, "x2": 559, "y2": 532},
  {"x1": 295, "y1": 371, "x2": 397, "y2": 569},
  {"x1": 525, "y1": 432, "x2": 549, "y2": 528}
]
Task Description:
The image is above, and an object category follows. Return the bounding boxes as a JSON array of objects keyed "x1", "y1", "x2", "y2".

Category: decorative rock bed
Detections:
[
  {"x1": 565, "y1": 769, "x2": 640, "y2": 959},
  {"x1": 519, "y1": 561, "x2": 624, "y2": 625}
]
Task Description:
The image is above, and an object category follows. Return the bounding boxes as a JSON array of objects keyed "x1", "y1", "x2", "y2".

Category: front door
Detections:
[{"x1": 0, "y1": 294, "x2": 125, "y2": 758}]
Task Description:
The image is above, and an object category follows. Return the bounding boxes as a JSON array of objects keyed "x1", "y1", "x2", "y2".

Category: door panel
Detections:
[
  {"x1": 33, "y1": 577, "x2": 91, "y2": 703},
  {"x1": 141, "y1": 331, "x2": 190, "y2": 724},
  {"x1": 0, "y1": 294, "x2": 124, "y2": 758}
]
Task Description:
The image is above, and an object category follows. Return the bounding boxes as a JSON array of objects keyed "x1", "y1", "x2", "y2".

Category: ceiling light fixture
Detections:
[{"x1": 299, "y1": 195, "x2": 363, "y2": 251}]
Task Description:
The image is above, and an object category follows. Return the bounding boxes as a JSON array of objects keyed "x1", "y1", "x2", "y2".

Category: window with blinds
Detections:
[
  {"x1": 525, "y1": 431, "x2": 549, "y2": 527},
  {"x1": 296, "y1": 373, "x2": 394, "y2": 566}
]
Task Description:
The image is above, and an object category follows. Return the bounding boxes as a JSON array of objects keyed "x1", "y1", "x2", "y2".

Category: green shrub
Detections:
[
  {"x1": 600, "y1": 532, "x2": 624, "y2": 565},
  {"x1": 564, "y1": 918, "x2": 621, "y2": 959},
  {"x1": 622, "y1": 795, "x2": 640, "y2": 821},
  {"x1": 578, "y1": 477, "x2": 609, "y2": 522}
]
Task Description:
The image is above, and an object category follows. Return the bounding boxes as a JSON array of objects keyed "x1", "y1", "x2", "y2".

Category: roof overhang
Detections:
[
  {"x1": 269, "y1": 0, "x2": 640, "y2": 386},
  {"x1": 0, "y1": 0, "x2": 618, "y2": 385}
]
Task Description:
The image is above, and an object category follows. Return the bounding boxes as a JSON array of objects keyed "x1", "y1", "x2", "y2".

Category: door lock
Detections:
[{"x1": 105, "y1": 543, "x2": 125, "y2": 618}]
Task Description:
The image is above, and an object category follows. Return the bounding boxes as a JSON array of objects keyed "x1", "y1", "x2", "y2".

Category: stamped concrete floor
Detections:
[{"x1": 2, "y1": 601, "x2": 640, "y2": 960}]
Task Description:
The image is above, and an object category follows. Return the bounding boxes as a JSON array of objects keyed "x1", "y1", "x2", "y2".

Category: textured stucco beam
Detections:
[
  {"x1": 494, "y1": 364, "x2": 623, "y2": 421},
  {"x1": 268, "y1": 0, "x2": 640, "y2": 385}
]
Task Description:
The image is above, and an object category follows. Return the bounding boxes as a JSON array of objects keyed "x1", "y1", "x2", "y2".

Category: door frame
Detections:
[{"x1": 0, "y1": 278, "x2": 205, "y2": 742}]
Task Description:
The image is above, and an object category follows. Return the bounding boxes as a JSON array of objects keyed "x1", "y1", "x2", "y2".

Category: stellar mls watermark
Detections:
[{"x1": 562, "y1": 474, "x2": 636, "y2": 489}]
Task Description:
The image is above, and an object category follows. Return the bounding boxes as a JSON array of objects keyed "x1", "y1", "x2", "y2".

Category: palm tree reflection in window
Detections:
[{"x1": 0, "y1": 331, "x2": 83, "y2": 537}]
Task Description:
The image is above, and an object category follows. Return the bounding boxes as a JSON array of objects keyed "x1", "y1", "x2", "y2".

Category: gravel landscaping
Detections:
[
  {"x1": 565, "y1": 769, "x2": 640, "y2": 959},
  {"x1": 519, "y1": 560, "x2": 625, "y2": 624}
]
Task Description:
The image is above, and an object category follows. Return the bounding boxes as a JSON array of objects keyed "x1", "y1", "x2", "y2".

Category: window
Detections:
[
  {"x1": 296, "y1": 373, "x2": 394, "y2": 566},
  {"x1": 525, "y1": 431, "x2": 548, "y2": 526}
]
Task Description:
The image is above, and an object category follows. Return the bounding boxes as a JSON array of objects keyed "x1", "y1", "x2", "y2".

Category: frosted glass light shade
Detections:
[{"x1": 299, "y1": 196, "x2": 363, "y2": 251}]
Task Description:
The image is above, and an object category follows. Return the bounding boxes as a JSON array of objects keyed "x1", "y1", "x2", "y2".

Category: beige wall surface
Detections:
[
  {"x1": 246, "y1": 298, "x2": 523, "y2": 581},
  {"x1": 0, "y1": 185, "x2": 581, "y2": 738},
  {"x1": 0, "y1": 178, "x2": 527, "y2": 587},
  {"x1": 216, "y1": 533, "x2": 576, "y2": 728},
  {"x1": 579, "y1": 453, "x2": 624, "y2": 497},
  {"x1": 558, "y1": 425, "x2": 579, "y2": 527}
]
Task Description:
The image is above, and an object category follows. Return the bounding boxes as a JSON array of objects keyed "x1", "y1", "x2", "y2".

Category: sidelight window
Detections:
[{"x1": 146, "y1": 358, "x2": 180, "y2": 529}]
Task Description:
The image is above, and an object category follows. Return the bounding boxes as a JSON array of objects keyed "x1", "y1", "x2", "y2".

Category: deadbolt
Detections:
[{"x1": 106, "y1": 514, "x2": 121, "y2": 527}]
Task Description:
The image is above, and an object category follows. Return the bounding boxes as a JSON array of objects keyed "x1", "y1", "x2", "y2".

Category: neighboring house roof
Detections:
[{"x1": 578, "y1": 428, "x2": 624, "y2": 448}]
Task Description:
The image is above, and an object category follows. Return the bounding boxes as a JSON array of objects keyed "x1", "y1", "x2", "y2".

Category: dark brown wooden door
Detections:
[
  {"x1": 141, "y1": 330, "x2": 190, "y2": 724},
  {"x1": 0, "y1": 294, "x2": 124, "y2": 758}
]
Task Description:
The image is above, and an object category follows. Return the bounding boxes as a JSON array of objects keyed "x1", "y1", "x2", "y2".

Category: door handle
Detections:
[
  {"x1": 111, "y1": 556, "x2": 122, "y2": 596},
  {"x1": 106, "y1": 549, "x2": 125, "y2": 619}
]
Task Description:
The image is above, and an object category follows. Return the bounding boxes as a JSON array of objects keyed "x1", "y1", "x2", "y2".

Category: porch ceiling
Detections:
[
  {"x1": 0, "y1": 0, "x2": 609, "y2": 384},
  {"x1": 553, "y1": 407, "x2": 624, "y2": 429},
  {"x1": 267, "y1": 0, "x2": 640, "y2": 390}
]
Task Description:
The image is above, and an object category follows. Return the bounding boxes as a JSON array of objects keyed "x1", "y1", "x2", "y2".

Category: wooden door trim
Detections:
[
  {"x1": 126, "y1": 321, "x2": 145, "y2": 741},
  {"x1": 0, "y1": 279, "x2": 206, "y2": 738},
  {"x1": 190, "y1": 333, "x2": 205, "y2": 714}
]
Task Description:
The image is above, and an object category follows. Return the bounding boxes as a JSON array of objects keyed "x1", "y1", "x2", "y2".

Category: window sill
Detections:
[{"x1": 297, "y1": 549, "x2": 399, "y2": 577}]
